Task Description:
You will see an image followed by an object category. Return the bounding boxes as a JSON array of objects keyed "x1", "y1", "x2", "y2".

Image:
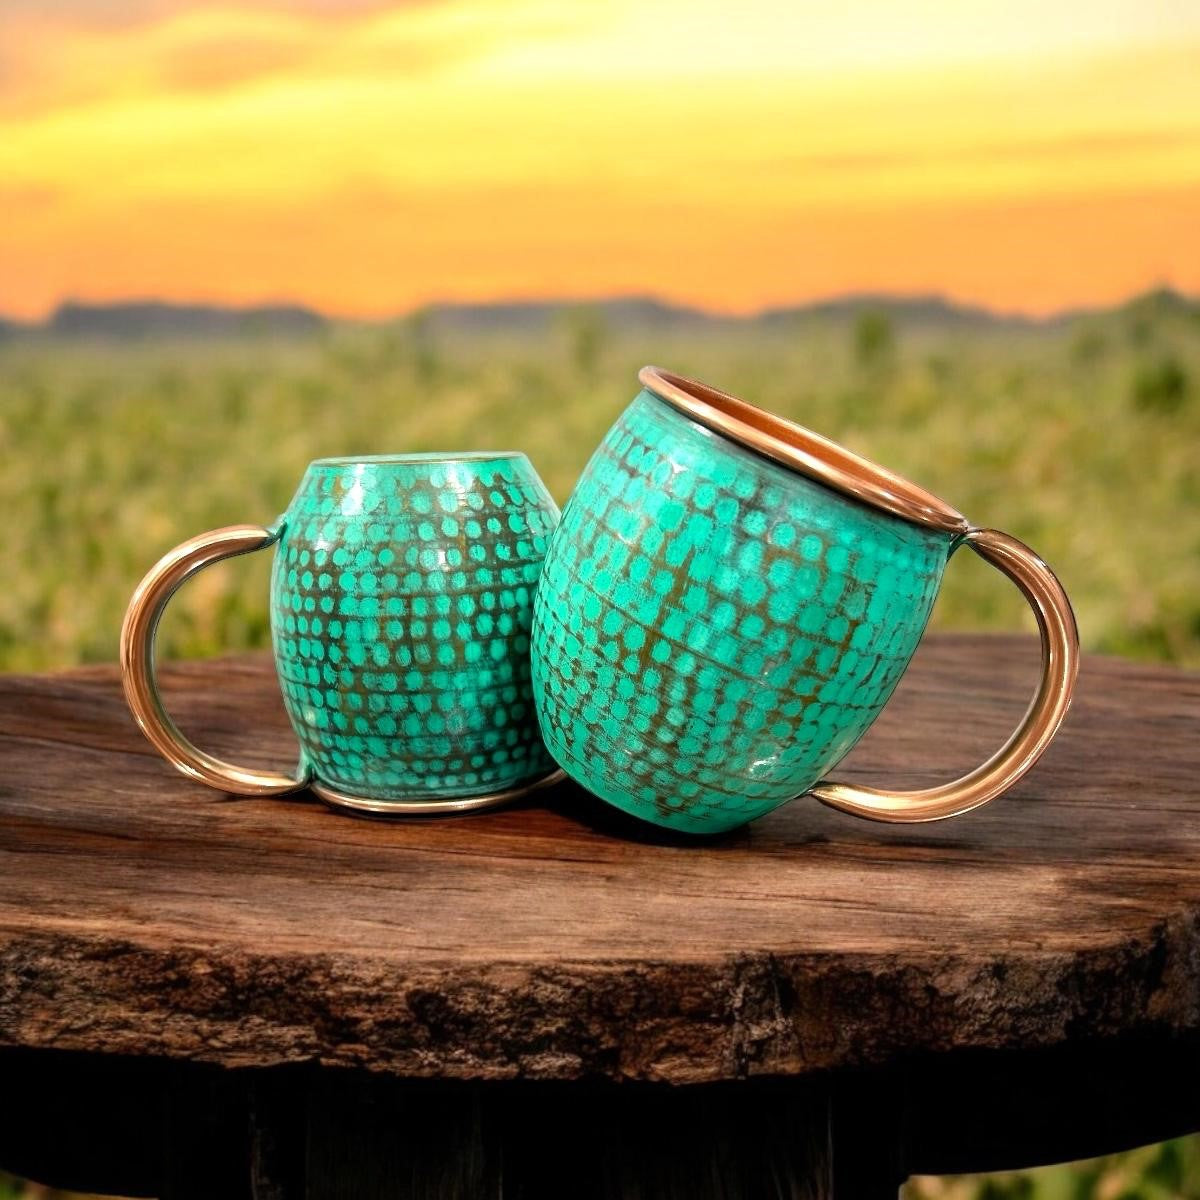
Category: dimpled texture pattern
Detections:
[
  {"x1": 270, "y1": 454, "x2": 560, "y2": 803},
  {"x1": 531, "y1": 391, "x2": 955, "y2": 834}
]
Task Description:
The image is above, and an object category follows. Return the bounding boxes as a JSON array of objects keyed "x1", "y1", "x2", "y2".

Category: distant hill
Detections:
[
  {"x1": 758, "y1": 293, "x2": 1050, "y2": 329},
  {"x1": 38, "y1": 300, "x2": 327, "y2": 339},
  {"x1": 405, "y1": 293, "x2": 1060, "y2": 333},
  {"x1": 413, "y1": 296, "x2": 721, "y2": 335},
  {"x1": 1, "y1": 289, "x2": 1193, "y2": 339}
]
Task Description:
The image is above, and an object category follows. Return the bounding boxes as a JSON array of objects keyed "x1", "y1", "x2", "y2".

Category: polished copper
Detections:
[
  {"x1": 813, "y1": 528, "x2": 1080, "y2": 822},
  {"x1": 311, "y1": 769, "x2": 566, "y2": 817},
  {"x1": 120, "y1": 524, "x2": 310, "y2": 796},
  {"x1": 639, "y1": 365, "x2": 970, "y2": 534}
]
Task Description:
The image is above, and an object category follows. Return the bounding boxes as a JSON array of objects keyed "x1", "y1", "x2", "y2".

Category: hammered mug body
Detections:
[
  {"x1": 123, "y1": 452, "x2": 563, "y2": 815},
  {"x1": 531, "y1": 369, "x2": 1078, "y2": 834}
]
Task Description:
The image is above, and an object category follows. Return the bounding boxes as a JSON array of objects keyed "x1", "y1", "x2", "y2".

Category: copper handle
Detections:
[
  {"x1": 120, "y1": 524, "x2": 311, "y2": 796},
  {"x1": 810, "y1": 528, "x2": 1079, "y2": 823}
]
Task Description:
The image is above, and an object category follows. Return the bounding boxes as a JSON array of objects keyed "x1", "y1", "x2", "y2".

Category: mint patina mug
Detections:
[
  {"x1": 122, "y1": 453, "x2": 563, "y2": 815},
  {"x1": 531, "y1": 368, "x2": 1079, "y2": 834}
]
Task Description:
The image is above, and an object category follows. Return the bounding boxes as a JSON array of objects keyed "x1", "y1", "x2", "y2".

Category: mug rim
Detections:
[
  {"x1": 309, "y1": 451, "x2": 527, "y2": 468},
  {"x1": 638, "y1": 366, "x2": 969, "y2": 535}
]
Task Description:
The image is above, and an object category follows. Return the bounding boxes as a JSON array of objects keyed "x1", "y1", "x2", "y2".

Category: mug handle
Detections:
[
  {"x1": 810, "y1": 528, "x2": 1079, "y2": 823},
  {"x1": 120, "y1": 524, "x2": 312, "y2": 796}
]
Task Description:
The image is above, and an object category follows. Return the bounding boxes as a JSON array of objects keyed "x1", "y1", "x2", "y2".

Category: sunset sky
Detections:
[{"x1": 2, "y1": 0, "x2": 1198, "y2": 320}]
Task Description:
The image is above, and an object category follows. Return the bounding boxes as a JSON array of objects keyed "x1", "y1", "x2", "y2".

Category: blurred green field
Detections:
[
  {"x1": 1, "y1": 294, "x2": 1198, "y2": 1200},
  {"x1": 1, "y1": 293, "x2": 1197, "y2": 674}
]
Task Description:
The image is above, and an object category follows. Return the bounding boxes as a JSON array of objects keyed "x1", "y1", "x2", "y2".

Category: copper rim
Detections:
[
  {"x1": 638, "y1": 366, "x2": 969, "y2": 535},
  {"x1": 310, "y1": 768, "x2": 567, "y2": 818}
]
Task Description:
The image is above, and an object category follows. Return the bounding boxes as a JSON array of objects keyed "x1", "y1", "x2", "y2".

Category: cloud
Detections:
[
  {"x1": 0, "y1": 0, "x2": 411, "y2": 32},
  {"x1": 792, "y1": 129, "x2": 1200, "y2": 173},
  {"x1": 0, "y1": 0, "x2": 456, "y2": 115},
  {"x1": 0, "y1": 1, "x2": 1195, "y2": 319}
]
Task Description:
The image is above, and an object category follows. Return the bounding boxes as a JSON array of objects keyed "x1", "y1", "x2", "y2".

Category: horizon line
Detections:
[{"x1": 3, "y1": 284, "x2": 1194, "y2": 330}]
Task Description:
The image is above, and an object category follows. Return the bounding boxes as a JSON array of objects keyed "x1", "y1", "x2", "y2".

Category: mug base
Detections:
[{"x1": 309, "y1": 768, "x2": 566, "y2": 818}]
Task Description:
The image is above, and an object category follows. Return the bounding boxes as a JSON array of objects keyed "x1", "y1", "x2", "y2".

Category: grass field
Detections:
[
  {"x1": 2, "y1": 296, "x2": 1197, "y2": 676},
  {"x1": 1, "y1": 294, "x2": 1198, "y2": 1198}
]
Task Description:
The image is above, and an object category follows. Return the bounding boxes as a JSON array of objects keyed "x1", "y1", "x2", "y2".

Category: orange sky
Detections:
[{"x1": 2, "y1": 0, "x2": 1198, "y2": 319}]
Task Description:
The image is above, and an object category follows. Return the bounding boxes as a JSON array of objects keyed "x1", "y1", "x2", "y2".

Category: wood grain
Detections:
[{"x1": 1, "y1": 634, "x2": 1198, "y2": 1084}]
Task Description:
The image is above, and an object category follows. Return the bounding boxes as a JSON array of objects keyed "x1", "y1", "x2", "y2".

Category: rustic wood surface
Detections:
[{"x1": 1, "y1": 633, "x2": 1198, "y2": 1085}]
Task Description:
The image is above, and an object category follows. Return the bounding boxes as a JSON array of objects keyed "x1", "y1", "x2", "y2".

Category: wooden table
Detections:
[{"x1": 2, "y1": 634, "x2": 1198, "y2": 1199}]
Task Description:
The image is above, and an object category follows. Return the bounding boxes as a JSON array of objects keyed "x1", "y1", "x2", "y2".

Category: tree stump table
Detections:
[{"x1": 2, "y1": 633, "x2": 1199, "y2": 1199}]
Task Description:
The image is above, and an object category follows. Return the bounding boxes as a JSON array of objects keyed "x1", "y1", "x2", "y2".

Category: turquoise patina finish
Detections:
[
  {"x1": 271, "y1": 453, "x2": 560, "y2": 803},
  {"x1": 531, "y1": 390, "x2": 956, "y2": 834}
]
